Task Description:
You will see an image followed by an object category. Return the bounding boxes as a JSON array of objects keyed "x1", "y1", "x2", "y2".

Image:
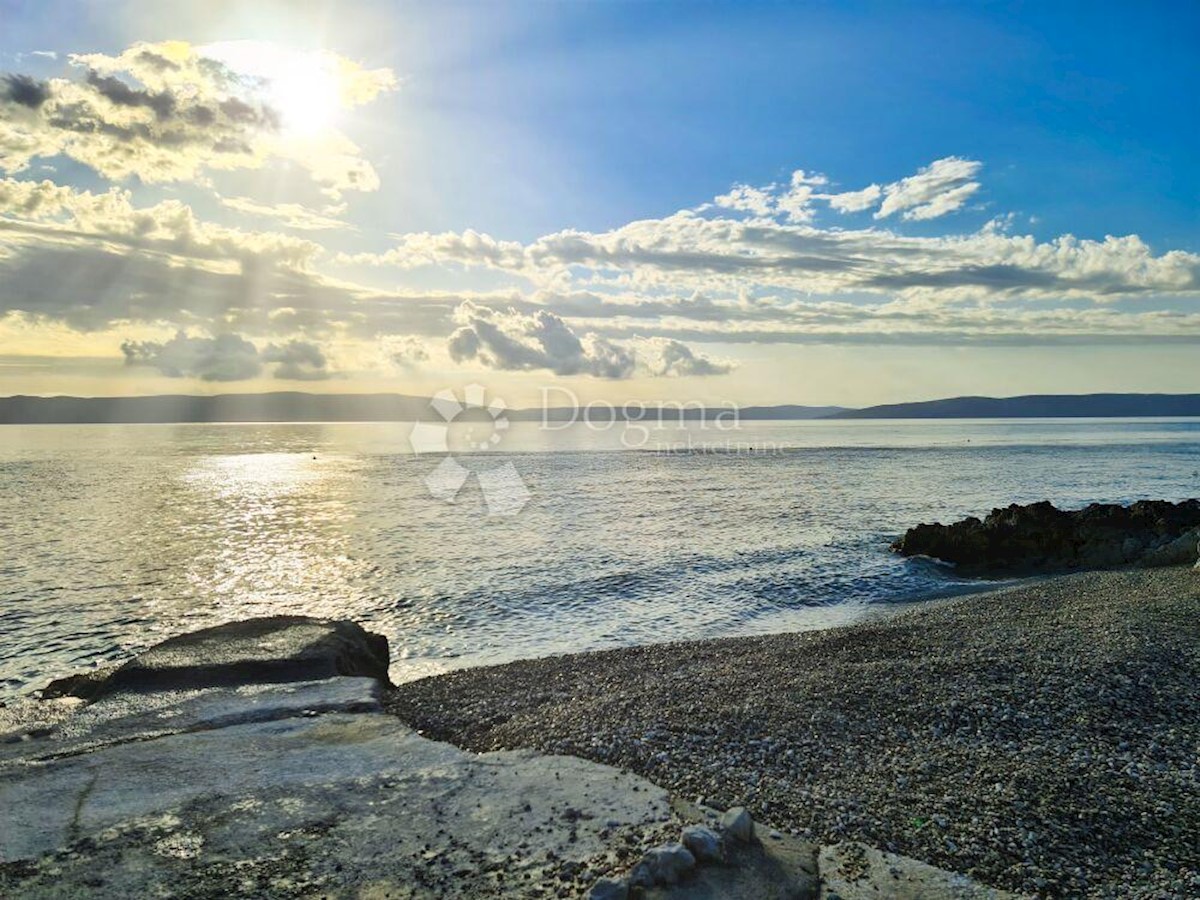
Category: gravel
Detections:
[{"x1": 387, "y1": 567, "x2": 1200, "y2": 899}]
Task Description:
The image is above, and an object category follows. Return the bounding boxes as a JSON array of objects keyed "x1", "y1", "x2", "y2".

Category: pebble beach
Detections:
[{"x1": 388, "y1": 566, "x2": 1200, "y2": 899}]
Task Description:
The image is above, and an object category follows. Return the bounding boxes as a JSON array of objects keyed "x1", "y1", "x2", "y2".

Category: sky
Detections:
[{"x1": 0, "y1": 0, "x2": 1197, "y2": 407}]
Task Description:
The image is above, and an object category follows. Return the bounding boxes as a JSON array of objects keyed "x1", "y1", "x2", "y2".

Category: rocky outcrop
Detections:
[
  {"x1": 41, "y1": 615, "x2": 393, "y2": 701},
  {"x1": 892, "y1": 499, "x2": 1200, "y2": 576}
]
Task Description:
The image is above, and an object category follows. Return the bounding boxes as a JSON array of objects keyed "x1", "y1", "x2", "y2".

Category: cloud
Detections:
[
  {"x1": 261, "y1": 339, "x2": 331, "y2": 380},
  {"x1": 0, "y1": 177, "x2": 321, "y2": 262},
  {"x1": 711, "y1": 170, "x2": 827, "y2": 223},
  {"x1": 876, "y1": 156, "x2": 982, "y2": 220},
  {"x1": 218, "y1": 195, "x2": 350, "y2": 231},
  {"x1": 370, "y1": 208, "x2": 1198, "y2": 305},
  {"x1": 121, "y1": 332, "x2": 262, "y2": 381},
  {"x1": 827, "y1": 183, "x2": 882, "y2": 213},
  {"x1": 0, "y1": 40, "x2": 396, "y2": 196},
  {"x1": 714, "y1": 184, "x2": 774, "y2": 216},
  {"x1": 776, "y1": 169, "x2": 828, "y2": 224},
  {"x1": 448, "y1": 302, "x2": 637, "y2": 378},
  {"x1": 384, "y1": 334, "x2": 430, "y2": 368},
  {"x1": 639, "y1": 337, "x2": 735, "y2": 376},
  {"x1": 2, "y1": 74, "x2": 51, "y2": 109},
  {"x1": 4, "y1": 130, "x2": 1200, "y2": 386},
  {"x1": 121, "y1": 331, "x2": 332, "y2": 381},
  {"x1": 445, "y1": 302, "x2": 735, "y2": 378}
]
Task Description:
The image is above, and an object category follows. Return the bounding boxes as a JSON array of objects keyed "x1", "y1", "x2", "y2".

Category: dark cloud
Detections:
[
  {"x1": 121, "y1": 332, "x2": 333, "y2": 381},
  {"x1": 448, "y1": 303, "x2": 634, "y2": 379},
  {"x1": 133, "y1": 49, "x2": 182, "y2": 73},
  {"x1": 121, "y1": 332, "x2": 262, "y2": 381},
  {"x1": 2, "y1": 73, "x2": 51, "y2": 109},
  {"x1": 0, "y1": 237, "x2": 347, "y2": 333},
  {"x1": 262, "y1": 340, "x2": 331, "y2": 380},
  {"x1": 86, "y1": 71, "x2": 176, "y2": 120}
]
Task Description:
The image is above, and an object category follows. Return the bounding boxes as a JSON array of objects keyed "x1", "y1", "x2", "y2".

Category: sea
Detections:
[{"x1": 1, "y1": 417, "x2": 1198, "y2": 698}]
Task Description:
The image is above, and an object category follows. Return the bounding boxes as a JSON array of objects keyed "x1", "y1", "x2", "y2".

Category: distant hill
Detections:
[
  {"x1": 3, "y1": 391, "x2": 1198, "y2": 424},
  {"x1": 0, "y1": 392, "x2": 847, "y2": 424},
  {"x1": 0, "y1": 393, "x2": 436, "y2": 424},
  {"x1": 830, "y1": 393, "x2": 1200, "y2": 419}
]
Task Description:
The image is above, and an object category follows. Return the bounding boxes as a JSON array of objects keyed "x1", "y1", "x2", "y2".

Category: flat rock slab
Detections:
[
  {"x1": 1, "y1": 706, "x2": 675, "y2": 898},
  {"x1": 0, "y1": 677, "x2": 383, "y2": 765},
  {"x1": 42, "y1": 616, "x2": 392, "y2": 701},
  {"x1": 818, "y1": 842, "x2": 1023, "y2": 899}
]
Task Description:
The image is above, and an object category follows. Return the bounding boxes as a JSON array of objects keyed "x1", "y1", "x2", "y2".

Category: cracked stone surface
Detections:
[{"x1": 1, "y1": 685, "x2": 677, "y2": 898}]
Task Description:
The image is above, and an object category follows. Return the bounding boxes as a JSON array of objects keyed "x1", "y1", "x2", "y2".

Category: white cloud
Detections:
[
  {"x1": 776, "y1": 169, "x2": 828, "y2": 223},
  {"x1": 371, "y1": 211, "x2": 1197, "y2": 305},
  {"x1": 713, "y1": 184, "x2": 774, "y2": 216},
  {"x1": 638, "y1": 337, "x2": 735, "y2": 376},
  {"x1": 218, "y1": 196, "x2": 350, "y2": 231},
  {"x1": 0, "y1": 40, "x2": 396, "y2": 196},
  {"x1": 876, "y1": 156, "x2": 982, "y2": 221},
  {"x1": 3, "y1": 138, "x2": 1199, "y2": 386},
  {"x1": 827, "y1": 183, "x2": 882, "y2": 213}
]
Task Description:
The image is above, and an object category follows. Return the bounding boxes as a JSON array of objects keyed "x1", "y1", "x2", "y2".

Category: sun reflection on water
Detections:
[{"x1": 177, "y1": 452, "x2": 369, "y2": 623}]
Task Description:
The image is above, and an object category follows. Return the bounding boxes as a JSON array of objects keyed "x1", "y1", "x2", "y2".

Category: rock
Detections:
[
  {"x1": 1, "y1": 677, "x2": 385, "y2": 765},
  {"x1": 641, "y1": 828, "x2": 819, "y2": 899},
  {"x1": 1141, "y1": 529, "x2": 1200, "y2": 567},
  {"x1": 0, "y1": 695, "x2": 676, "y2": 894},
  {"x1": 681, "y1": 823, "x2": 723, "y2": 862},
  {"x1": 631, "y1": 842, "x2": 696, "y2": 886},
  {"x1": 588, "y1": 876, "x2": 629, "y2": 900},
  {"x1": 41, "y1": 616, "x2": 393, "y2": 701},
  {"x1": 891, "y1": 499, "x2": 1200, "y2": 576},
  {"x1": 720, "y1": 806, "x2": 755, "y2": 843}
]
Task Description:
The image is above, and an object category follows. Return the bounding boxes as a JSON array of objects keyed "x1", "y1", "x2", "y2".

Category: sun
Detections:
[
  {"x1": 201, "y1": 41, "x2": 343, "y2": 138},
  {"x1": 267, "y1": 62, "x2": 341, "y2": 137}
]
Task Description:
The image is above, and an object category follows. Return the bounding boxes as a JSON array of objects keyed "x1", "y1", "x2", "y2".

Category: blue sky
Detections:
[{"x1": 0, "y1": 0, "x2": 1197, "y2": 404}]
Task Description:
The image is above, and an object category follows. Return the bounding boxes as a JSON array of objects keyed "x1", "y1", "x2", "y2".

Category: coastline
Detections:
[{"x1": 389, "y1": 565, "x2": 1200, "y2": 898}]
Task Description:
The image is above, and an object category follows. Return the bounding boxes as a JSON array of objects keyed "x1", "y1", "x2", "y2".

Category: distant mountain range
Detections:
[
  {"x1": 0, "y1": 391, "x2": 1198, "y2": 424},
  {"x1": 832, "y1": 393, "x2": 1200, "y2": 419}
]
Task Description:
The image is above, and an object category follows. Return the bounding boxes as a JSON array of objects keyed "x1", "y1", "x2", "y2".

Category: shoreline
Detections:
[{"x1": 389, "y1": 565, "x2": 1200, "y2": 898}]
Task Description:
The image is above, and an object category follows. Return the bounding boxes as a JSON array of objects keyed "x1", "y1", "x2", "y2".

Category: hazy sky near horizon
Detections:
[{"x1": 0, "y1": 0, "x2": 1197, "y2": 406}]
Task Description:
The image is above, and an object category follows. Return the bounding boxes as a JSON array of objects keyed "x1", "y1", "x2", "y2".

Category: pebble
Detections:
[{"x1": 391, "y1": 566, "x2": 1200, "y2": 898}]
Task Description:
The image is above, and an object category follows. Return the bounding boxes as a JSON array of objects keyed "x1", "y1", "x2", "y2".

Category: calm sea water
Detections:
[{"x1": 1, "y1": 418, "x2": 1198, "y2": 697}]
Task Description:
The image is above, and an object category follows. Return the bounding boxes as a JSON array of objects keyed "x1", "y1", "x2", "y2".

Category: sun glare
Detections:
[{"x1": 201, "y1": 40, "x2": 343, "y2": 138}]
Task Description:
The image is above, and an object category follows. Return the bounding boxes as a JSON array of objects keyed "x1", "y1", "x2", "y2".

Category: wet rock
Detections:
[
  {"x1": 892, "y1": 499, "x2": 1200, "y2": 575},
  {"x1": 41, "y1": 616, "x2": 393, "y2": 701},
  {"x1": 680, "y1": 823, "x2": 723, "y2": 862},
  {"x1": 720, "y1": 806, "x2": 755, "y2": 843}
]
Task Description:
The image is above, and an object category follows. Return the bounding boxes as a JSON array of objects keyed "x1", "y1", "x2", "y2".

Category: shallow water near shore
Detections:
[{"x1": 1, "y1": 416, "x2": 1198, "y2": 697}]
